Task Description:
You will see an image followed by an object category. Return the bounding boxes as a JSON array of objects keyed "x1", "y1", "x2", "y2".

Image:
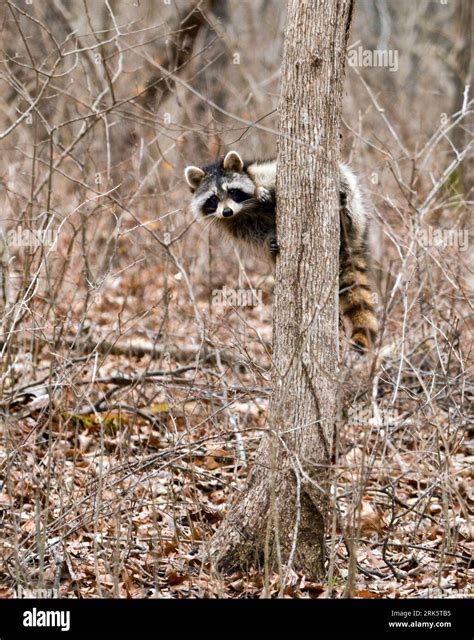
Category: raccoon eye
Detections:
[
  {"x1": 203, "y1": 194, "x2": 218, "y2": 214},
  {"x1": 228, "y1": 188, "x2": 251, "y2": 203}
]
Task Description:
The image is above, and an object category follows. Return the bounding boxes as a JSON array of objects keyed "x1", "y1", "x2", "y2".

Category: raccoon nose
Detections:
[{"x1": 222, "y1": 208, "x2": 233, "y2": 218}]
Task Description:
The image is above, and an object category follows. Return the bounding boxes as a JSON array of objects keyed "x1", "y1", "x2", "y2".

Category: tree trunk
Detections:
[
  {"x1": 451, "y1": 0, "x2": 472, "y2": 197},
  {"x1": 209, "y1": 0, "x2": 353, "y2": 581}
]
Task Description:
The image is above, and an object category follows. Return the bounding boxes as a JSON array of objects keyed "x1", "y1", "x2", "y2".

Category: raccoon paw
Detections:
[
  {"x1": 269, "y1": 238, "x2": 280, "y2": 255},
  {"x1": 256, "y1": 186, "x2": 272, "y2": 203}
]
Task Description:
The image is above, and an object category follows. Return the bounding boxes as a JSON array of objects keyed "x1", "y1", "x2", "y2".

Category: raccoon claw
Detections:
[{"x1": 256, "y1": 186, "x2": 272, "y2": 203}]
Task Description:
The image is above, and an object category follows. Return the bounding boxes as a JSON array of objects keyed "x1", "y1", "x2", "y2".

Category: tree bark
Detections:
[
  {"x1": 209, "y1": 0, "x2": 353, "y2": 581},
  {"x1": 451, "y1": 0, "x2": 472, "y2": 197}
]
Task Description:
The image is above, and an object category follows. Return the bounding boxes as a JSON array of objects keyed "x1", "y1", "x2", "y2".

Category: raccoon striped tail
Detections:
[{"x1": 339, "y1": 250, "x2": 379, "y2": 352}]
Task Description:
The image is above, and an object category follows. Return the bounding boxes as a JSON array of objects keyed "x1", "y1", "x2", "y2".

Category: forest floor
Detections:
[{"x1": 2, "y1": 254, "x2": 473, "y2": 599}]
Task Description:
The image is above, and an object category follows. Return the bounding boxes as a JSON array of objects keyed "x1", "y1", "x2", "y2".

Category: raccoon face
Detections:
[{"x1": 185, "y1": 151, "x2": 256, "y2": 220}]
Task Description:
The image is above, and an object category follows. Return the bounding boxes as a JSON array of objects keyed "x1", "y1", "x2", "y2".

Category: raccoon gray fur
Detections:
[{"x1": 185, "y1": 150, "x2": 378, "y2": 351}]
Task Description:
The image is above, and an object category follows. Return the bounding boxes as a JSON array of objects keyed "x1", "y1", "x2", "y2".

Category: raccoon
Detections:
[{"x1": 185, "y1": 150, "x2": 378, "y2": 351}]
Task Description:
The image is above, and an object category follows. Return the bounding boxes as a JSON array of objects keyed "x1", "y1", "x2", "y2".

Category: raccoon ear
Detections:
[
  {"x1": 184, "y1": 166, "x2": 206, "y2": 190},
  {"x1": 223, "y1": 151, "x2": 244, "y2": 172}
]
